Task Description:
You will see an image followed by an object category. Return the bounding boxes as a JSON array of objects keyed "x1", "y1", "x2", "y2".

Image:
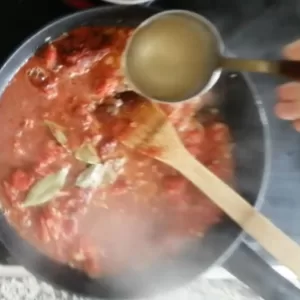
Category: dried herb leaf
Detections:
[
  {"x1": 74, "y1": 143, "x2": 100, "y2": 165},
  {"x1": 23, "y1": 167, "x2": 70, "y2": 208},
  {"x1": 101, "y1": 159, "x2": 124, "y2": 186},
  {"x1": 44, "y1": 120, "x2": 67, "y2": 146},
  {"x1": 75, "y1": 158, "x2": 125, "y2": 189},
  {"x1": 76, "y1": 164, "x2": 106, "y2": 189}
]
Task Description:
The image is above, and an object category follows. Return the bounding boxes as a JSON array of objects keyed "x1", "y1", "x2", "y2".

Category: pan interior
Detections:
[{"x1": 0, "y1": 6, "x2": 267, "y2": 299}]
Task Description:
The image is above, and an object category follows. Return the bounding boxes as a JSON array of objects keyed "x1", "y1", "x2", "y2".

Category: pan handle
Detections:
[{"x1": 223, "y1": 242, "x2": 300, "y2": 300}]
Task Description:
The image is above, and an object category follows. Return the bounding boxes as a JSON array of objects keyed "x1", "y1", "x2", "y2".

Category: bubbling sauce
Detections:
[{"x1": 0, "y1": 26, "x2": 232, "y2": 277}]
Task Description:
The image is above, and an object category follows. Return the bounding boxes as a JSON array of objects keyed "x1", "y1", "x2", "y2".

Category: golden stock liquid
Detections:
[{"x1": 125, "y1": 14, "x2": 218, "y2": 101}]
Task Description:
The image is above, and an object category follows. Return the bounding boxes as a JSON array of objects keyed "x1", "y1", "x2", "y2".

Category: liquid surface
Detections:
[
  {"x1": 0, "y1": 26, "x2": 232, "y2": 277},
  {"x1": 125, "y1": 14, "x2": 219, "y2": 101}
]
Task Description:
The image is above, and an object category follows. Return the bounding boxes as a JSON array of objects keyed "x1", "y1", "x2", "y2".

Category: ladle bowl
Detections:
[{"x1": 122, "y1": 10, "x2": 300, "y2": 103}]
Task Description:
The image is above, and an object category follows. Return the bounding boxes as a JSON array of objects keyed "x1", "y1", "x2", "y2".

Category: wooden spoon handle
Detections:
[
  {"x1": 221, "y1": 57, "x2": 300, "y2": 80},
  {"x1": 174, "y1": 150, "x2": 300, "y2": 278}
]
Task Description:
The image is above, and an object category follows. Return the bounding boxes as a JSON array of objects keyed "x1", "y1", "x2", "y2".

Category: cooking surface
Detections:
[{"x1": 0, "y1": 0, "x2": 299, "y2": 266}]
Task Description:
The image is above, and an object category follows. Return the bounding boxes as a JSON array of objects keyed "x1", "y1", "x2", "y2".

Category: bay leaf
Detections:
[
  {"x1": 76, "y1": 157, "x2": 126, "y2": 189},
  {"x1": 74, "y1": 143, "x2": 100, "y2": 165},
  {"x1": 23, "y1": 167, "x2": 70, "y2": 208},
  {"x1": 76, "y1": 164, "x2": 106, "y2": 189},
  {"x1": 44, "y1": 120, "x2": 67, "y2": 146},
  {"x1": 101, "y1": 159, "x2": 124, "y2": 186}
]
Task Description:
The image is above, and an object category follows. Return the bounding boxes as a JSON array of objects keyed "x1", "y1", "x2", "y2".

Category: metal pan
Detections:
[{"x1": 0, "y1": 5, "x2": 298, "y2": 300}]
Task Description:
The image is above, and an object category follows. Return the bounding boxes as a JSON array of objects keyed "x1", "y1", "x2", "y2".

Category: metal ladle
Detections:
[{"x1": 122, "y1": 10, "x2": 300, "y2": 103}]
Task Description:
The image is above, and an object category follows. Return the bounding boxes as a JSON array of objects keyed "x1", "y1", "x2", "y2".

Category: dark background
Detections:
[{"x1": 0, "y1": 0, "x2": 300, "y2": 263}]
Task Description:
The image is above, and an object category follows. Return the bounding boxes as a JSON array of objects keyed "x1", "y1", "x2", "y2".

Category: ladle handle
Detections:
[{"x1": 221, "y1": 57, "x2": 300, "y2": 80}]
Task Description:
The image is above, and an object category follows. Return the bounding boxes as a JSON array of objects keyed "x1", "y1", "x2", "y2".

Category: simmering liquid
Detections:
[{"x1": 125, "y1": 14, "x2": 219, "y2": 102}]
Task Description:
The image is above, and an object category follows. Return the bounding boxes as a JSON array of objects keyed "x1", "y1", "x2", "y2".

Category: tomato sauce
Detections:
[{"x1": 0, "y1": 26, "x2": 233, "y2": 277}]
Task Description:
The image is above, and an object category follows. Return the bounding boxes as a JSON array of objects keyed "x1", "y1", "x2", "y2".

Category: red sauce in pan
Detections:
[{"x1": 0, "y1": 26, "x2": 233, "y2": 276}]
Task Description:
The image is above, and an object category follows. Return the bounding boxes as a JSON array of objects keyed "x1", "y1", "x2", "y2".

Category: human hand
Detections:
[{"x1": 276, "y1": 40, "x2": 300, "y2": 132}]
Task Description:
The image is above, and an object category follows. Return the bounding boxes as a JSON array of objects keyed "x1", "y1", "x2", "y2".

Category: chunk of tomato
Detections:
[
  {"x1": 110, "y1": 179, "x2": 128, "y2": 196},
  {"x1": 62, "y1": 219, "x2": 78, "y2": 239},
  {"x1": 3, "y1": 181, "x2": 18, "y2": 205},
  {"x1": 182, "y1": 129, "x2": 204, "y2": 147},
  {"x1": 186, "y1": 145, "x2": 202, "y2": 157},
  {"x1": 77, "y1": 236, "x2": 101, "y2": 277},
  {"x1": 10, "y1": 170, "x2": 34, "y2": 192},
  {"x1": 207, "y1": 123, "x2": 229, "y2": 143},
  {"x1": 37, "y1": 217, "x2": 50, "y2": 243},
  {"x1": 84, "y1": 256, "x2": 101, "y2": 277},
  {"x1": 27, "y1": 67, "x2": 58, "y2": 98},
  {"x1": 43, "y1": 44, "x2": 58, "y2": 70},
  {"x1": 94, "y1": 76, "x2": 120, "y2": 99},
  {"x1": 111, "y1": 119, "x2": 130, "y2": 137},
  {"x1": 59, "y1": 198, "x2": 85, "y2": 216},
  {"x1": 35, "y1": 144, "x2": 65, "y2": 175},
  {"x1": 140, "y1": 146, "x2": 163, "y2": 158},
  {"x1": 208, "y1": 163, "x2": 232, "y2": 180},
  {"x1": 163, "y1": 175, "x2": 187, "y2": 195},
  {"x1": 46, "y1": 219, "x2": 62, "y2": 241}
]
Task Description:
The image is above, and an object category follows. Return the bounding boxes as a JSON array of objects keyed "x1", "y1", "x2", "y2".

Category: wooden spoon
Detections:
[{"x1": 120, "y1": 98, "x2": 300, "y2": 278}]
